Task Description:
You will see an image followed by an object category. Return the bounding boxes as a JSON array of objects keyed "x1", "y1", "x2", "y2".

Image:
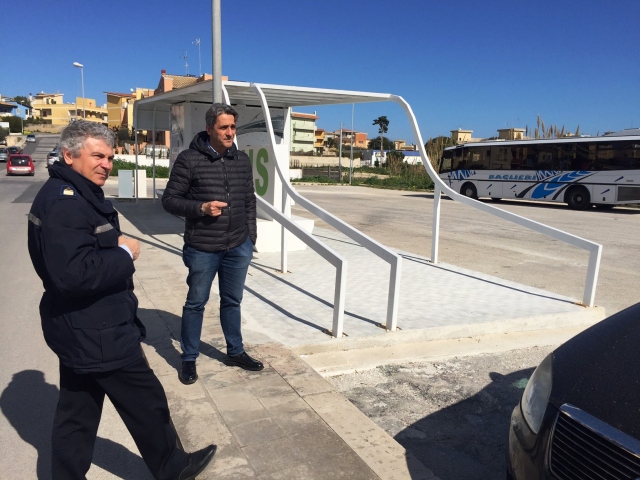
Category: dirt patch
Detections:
[{"x1": 330, "y1": 346, "x2": 554, "y2": 480}]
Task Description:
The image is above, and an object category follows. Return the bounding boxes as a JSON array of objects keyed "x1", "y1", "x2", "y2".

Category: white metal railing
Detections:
[
  {"x1": 223, "y1": 84, "x2": 351, "y2": 336},
  {"x1": 389, "y1": 95, "x2": 602, "y2": 307},
  {"x1": 255, "y1": 196, "x2": 347, "y2": 337},
  {"x1": 249, "y1": 84, "x2": 403, "y2": 332}
]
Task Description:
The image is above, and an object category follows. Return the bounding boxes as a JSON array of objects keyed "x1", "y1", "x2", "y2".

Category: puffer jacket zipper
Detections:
[{"x1": 221, "y1": 156, "x2": 232, "y2": 249}]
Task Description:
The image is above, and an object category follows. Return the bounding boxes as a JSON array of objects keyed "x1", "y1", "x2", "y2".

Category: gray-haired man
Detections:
[
  {"x1": 28, "y1": 120, "x2": 216, "y2": 479},
  {"x1": 162, "y1": 104, "x2": 262, "y2": 385}
]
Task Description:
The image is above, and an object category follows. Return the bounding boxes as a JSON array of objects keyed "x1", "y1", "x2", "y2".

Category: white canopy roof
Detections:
[{"x1": 133, "y1": 80, "x2": 393, "y2": 131}]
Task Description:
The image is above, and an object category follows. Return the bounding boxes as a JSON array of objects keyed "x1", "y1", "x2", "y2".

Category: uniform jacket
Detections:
[
  {"x1": 28, "y1": 162, "x2": 145, "y2": 373},
  {"x1": 161, "y1": 132, "x2": 257, "y2": 252}
]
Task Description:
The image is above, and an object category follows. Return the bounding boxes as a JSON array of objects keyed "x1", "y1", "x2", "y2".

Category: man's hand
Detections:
[
  {"x1": 202, "y1": 201, "x2": 228, "y2": 217},
  {"x1": 118, "y1": 235, "x2": 140, "y2": 261}
]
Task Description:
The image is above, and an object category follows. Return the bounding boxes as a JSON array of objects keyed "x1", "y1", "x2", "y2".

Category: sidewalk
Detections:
[
  {"x1": 111, "y1": 195, "x2": 436, "y2": 479},
  {"x1": 109, "y1": 183, "x2": 604, "y2": 479}
]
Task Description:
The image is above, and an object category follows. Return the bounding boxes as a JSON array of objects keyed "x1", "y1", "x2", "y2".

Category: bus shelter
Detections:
[{"x1": 132, "y1": 79, "x2": 601, "y2": 339}]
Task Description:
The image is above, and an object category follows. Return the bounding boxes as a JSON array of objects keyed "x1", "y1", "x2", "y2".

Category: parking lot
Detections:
[
  {"x1": 291, "y1": 184, "x2": 639, "y2": 480},
  {"x1": 292, "y1": 184, "x2": 640, "y2": 314}
]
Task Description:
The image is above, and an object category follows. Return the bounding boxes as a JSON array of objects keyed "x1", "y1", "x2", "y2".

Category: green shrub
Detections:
[
  {"x1": 111, "y1": 159, "x2": 170, "y2": 178},
  {"x1": 291, "y1": 175, "x2": 338, "y2": 184},
  {"x1": 351, "y1": 175, "x2": 434, "y2": 191}
]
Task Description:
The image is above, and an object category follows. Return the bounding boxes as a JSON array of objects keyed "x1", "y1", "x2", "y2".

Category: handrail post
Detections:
[
  {"x1": 333, "y1": 262, "x2": 347, "y2": 337},
  {"x1": 255, "y1": 196, "x2": 346, "y2": 338},
  {"x1": 431, "y1": 184, "x2": 441, "y2": 263},
  {"x1": 281, "y1": 185, "x2": 288, "y2": 273},
  {"x1": 386, "y1": 257, "x2": 401, "y2": 331},
  {"x1": 583, "y1": 245, "x2": 602, "y2": 307}
]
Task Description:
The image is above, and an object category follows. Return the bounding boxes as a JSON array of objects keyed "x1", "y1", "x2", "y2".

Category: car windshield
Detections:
[
  {"x1": 10, "y1": 156, "x2": 30, "y2": 166},
  {"x1": 0, "y1": 149, "x2": 6, "y2": 153}
]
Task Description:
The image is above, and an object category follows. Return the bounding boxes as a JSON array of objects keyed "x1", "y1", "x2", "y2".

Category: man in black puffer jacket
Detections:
[
  {"x1": 162, "y1": 103, "x2": 262, "y2": 384},
  {"x1": 28, "y1": 121, "x2": 216, "y2": 480}
]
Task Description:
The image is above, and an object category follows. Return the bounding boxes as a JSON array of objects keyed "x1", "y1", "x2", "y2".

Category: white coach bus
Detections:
[{"x1": 438, "y1": 134, "x2": 640, "y2": 209}]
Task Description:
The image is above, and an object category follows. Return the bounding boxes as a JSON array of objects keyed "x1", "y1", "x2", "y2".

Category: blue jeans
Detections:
[{"x1": 181, "y1": 236, "x2": 253, "y2": 360}]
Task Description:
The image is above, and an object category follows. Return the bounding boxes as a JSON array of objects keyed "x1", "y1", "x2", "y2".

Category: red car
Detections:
[{"x1": 7, "y1": 154, "x2": 35, "y2": 176}]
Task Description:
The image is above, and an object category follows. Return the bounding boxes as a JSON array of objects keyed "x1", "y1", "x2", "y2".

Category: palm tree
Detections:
[{"x1": 373, "y1": 116, "x2": 389, "y2": 164}]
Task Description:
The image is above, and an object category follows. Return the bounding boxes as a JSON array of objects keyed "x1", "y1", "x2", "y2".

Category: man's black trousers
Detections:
[{"x1": 52, "y1": 357, "x2": 188, "y2": 480}]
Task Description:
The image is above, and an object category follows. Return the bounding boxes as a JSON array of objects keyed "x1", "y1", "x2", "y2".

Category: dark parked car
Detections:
[
  {"x1": 507, "y1": 302, "x2": 640, "y2": 479},
  {"x1": 6, "y1": 154, "x2": 34, "y2": 176}
]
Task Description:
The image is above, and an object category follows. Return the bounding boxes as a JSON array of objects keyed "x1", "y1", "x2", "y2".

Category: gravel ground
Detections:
[{"x1": 330, "y1": 345, "x2": 555, "y2": 480}]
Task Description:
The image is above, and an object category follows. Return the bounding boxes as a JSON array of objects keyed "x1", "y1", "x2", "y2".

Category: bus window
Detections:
[
  {"x1": 466, "y1": 146, "x2": 489, "y2": 169},
  {"x1": 440, "y1": 150, "x2": 453, "y2": 173},
  {"x1": 594, "y1": 143, "x2": 617, "y2": 170},
  {"x1": 594, "y1": 141, "x2": 640, "y2": 170},
  {"x1": 572, "y1": 142, "x2": 593, "y2": 170},
  {"x1": 490, "y1": 146, "x2": 509, "y2": 169},
  {"x1": 535, "y1": 145, "x2": 554, "y2": 170},
  {"x1": 556, "y1": 145, "x2": 571, "y2": 170},
  {"x1": 509, "y1": 147, "x2": 529, "y2": 170}
]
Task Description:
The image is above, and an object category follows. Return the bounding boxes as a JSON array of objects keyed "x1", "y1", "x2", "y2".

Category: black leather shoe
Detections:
[
  {"x1": 179, "y1": 361, "x2": 198, "y2": 385},
  {"x1": 178, "y1": 444, "x2": 217, "y2": 480},
  {"x1": 225, "y1": 352, "x2": 264, "y2": 371}
]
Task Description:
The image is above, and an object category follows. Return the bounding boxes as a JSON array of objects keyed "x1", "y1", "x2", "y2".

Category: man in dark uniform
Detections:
[
  {"x1": 162, "y1": 103, "x2": 262, "y2": 385},
  {"x1": 27, "y1": 121, "x2": 216, "y2": 480}
]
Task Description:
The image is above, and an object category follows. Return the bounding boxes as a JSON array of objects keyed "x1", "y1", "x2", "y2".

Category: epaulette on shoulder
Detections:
[{"x1": 59, "y1": 185, "x2": 77, "y2": 197}]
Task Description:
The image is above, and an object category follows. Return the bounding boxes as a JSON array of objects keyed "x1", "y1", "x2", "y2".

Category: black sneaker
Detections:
[
  {"x1": 178, "y1": 444, "x2": 217, "y2": 480},
  {"x1": 179, "y1": 361, "x2": 198, "y2": 385},
  {"x1": 225, "y1": 352, "x2": 264, "y2": 371}
]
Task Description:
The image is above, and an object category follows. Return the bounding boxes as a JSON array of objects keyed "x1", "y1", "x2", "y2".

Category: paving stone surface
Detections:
[{"x1": 106, "y1": 197, "x2": 600, "y2": 479}]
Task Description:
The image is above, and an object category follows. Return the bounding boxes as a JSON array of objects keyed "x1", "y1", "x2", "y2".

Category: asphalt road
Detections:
[
  {"x1": 0, "y1": 135, "x2": 149, "y2": 479},
  {"x1": 290, "y1": 183, "x2": 639, "y2": 480}
]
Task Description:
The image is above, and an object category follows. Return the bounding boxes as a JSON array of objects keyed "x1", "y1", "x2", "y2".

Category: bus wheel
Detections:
[
  {"x1": 490, "y1": 197, "x2": 502, "y2": 202},
  {"x1": 461, "y1": 182, "x2": 478, "y2": 199},
  {"x1": 566, "y1": 186, "x2": 590, "y2": 210}
]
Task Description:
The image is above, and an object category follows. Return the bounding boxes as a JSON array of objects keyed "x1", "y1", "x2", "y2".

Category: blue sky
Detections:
[{"x1": 2, "y1": 0, "x2": 638, "y2": 142}]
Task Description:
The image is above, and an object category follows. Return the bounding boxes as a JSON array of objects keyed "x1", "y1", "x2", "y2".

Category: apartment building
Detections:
[
  {"x1": 333, "y1": 128, "x2": 367, "y2": 149},
  {"x1": 31, "y1": 92, "x2": 107, "y2": 125},
  {"x1": 290, "y1": 112, "x2": 318, "y2": 153}
]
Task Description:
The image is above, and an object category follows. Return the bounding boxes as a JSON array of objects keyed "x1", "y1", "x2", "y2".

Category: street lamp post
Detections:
[{"x1": 73, "y1": 62, "x2": 85, "y2": 119}]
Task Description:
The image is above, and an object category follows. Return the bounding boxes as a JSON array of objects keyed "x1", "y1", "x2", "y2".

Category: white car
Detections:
[
  {"x1": 47, "y1": 148, "x2": 60, "y2": 167},
  {"x1": 26, "y1": 134, "x2": 36, "y2": 142}
]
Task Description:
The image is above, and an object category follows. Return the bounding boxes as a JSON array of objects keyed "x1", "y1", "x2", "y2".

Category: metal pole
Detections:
[
  {"x1": 134, "y1": 129, "x2": 139, "y2": 204},
  {"x1": 73, "y1": 62, "x2": 85, "y2": 118},
  {"x1": 212, "y1": 0, "x2": 222, "y2": 103},
  {"x1": 349, "y1": 103, "x2": 354, "y2": 184},
  {"x1": 80, "y1": 66, "x2": 85, "y2": 118},
  {"x1": 152, "y1": 105, "x2": 157, "y2": 204},
  {"x1": 338, "y1": 124, "x2": 342, "y2": 180}
]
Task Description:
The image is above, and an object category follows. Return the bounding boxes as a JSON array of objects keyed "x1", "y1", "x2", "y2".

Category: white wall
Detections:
[{"x1": 114, "y1": 154, "x2": 170, "y2": 168}]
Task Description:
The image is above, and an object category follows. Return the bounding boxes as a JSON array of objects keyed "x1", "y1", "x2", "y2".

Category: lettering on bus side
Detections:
[
  {"x1": 246, "y1": 148, "x2": 269, "y2": 196},
  {"x1": 489, "y1": 174, "x2": 535, "y2": 181}
]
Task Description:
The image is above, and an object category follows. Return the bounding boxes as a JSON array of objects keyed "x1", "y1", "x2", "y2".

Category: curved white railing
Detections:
[
  {"x1": 389, "y1": 95, "x2": 602, "y2": 307},
  {"x1": 249, "y1": 84, "x2": 403, "y2": 332},
  {"x1": 254, "y1": 195, "x2": 347, "y2": 337}
]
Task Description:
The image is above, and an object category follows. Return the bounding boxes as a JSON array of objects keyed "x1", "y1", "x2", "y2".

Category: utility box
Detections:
[
  {"x1": 135, "y1": 169, "x2": 147, "y2": 198},
  {"x1": 118, "y1": 170, "x2": 133, "y2": 198}
]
